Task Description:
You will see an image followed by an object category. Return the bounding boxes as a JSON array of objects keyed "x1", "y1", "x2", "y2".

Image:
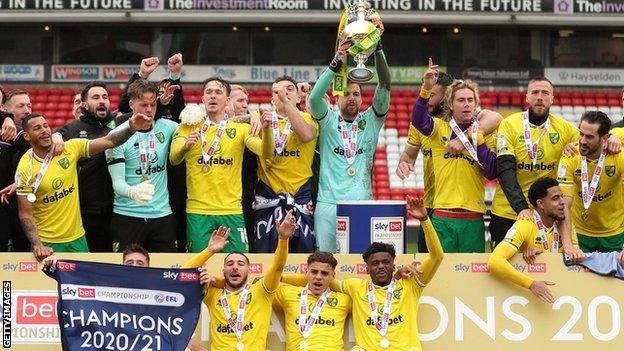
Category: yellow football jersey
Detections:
[
  {"x1": 274, "y1": 285, "x2": 351, "y2": 351},
  {"x1": 341, "y1": 277, "x2": 424, "y2": 351},
  {"x1": 611, "y1": 127, "x2": 624, "y2": 143},
  {"x1": 493, "y1": 113, "x2": 579, "y2": 219},
  {"x1": 425, "y1": 119, "x2": 495, "y2": 213},
  {"x1": 257, "y1": 112, "x2": 318, "y2": 195},
  {"x1": 204, "y1": 279, "x2": 274, "y2": 351},
  {"x1": 502, "y1": 218, "x2": 578, "y2": 252},
  {"x1": 171, "y1": 119, "x2": 251, "y2": 215},
  {"x1": 490, "y1": 217, "x2": 577, "y2": 289},
  {"x1": 407, "y1": 125, "x2": 434, "y2": 208},
  {"x1": 16, "y1": 139, "x2": 89, "y2": 243},
  {"x1": 558, "y1": 152, "x2": 624, "y2": 237}
]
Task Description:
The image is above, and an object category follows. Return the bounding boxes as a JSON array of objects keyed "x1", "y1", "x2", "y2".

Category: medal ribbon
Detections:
[
  {"x1": 200, "y1": 115, "x2": 228, "y2": 165},
  {"x1": 367, "y1": 279, "x2": 396, "y2": 337},
  {"x1": 220, "y1": 283, "x2": 251, "y2": 341},
  {"x1": 137, "y1": 132, "x2": 155, "y2": 178},
  {"x1": 339, "y1": 114, "x2": 361, "y2": 165},
  {"x1": 27, "y1": 150, "x2": 53, "y2": 194},
  {"x1": 522, "y1": 110, "x2": 551, "y2": 167},
  {"x1": 449, "y1": 118, "x2": 481, "y2": 166},
  {"x1": 299, "y1": 285, "x2": 331, "y2": 339},
  {"x1": 533, "y1": 211, "x2": 559, "y2": 253},
  {"x1": 271, "y1": 109, "x2": 292, "y2": 155},
  {"x1": 581, "y1": 148, "x2": 606, "y2": 212}
]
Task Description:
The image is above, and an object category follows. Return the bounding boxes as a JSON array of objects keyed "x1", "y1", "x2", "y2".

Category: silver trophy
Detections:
[{"x1": 339, "y1": 0, "x2": 382, "y2": 83}]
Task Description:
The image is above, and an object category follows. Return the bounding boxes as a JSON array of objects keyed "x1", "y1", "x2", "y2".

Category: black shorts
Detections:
[
  {"x1": 489, "y1": 213, "x2": 516, "y2": 248},
  {"x1": 110, "y1": 213, "x2": 177, "y2": 253}
]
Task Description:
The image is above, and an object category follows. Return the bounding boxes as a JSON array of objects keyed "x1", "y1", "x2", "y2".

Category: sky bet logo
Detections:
[
  {"x1": 162, "y1": 270, "x2": 200, "y2": 281},
  {"x1": 2, "y1": 261, "x2": 37, "y2": 272},
  {"x1": 373, "y1": 221, "x2": 402, "y2": 232},
  {"x1": 337, "y1": 219, "x2": 347, "y2": 231}
]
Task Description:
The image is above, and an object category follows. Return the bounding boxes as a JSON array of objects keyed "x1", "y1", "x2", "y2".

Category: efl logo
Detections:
[
  {"x1": 16, "y1": 295, "x2": 59, "y2": 324},
  {"x1": 337, "y1": 220, "x2": 347, "y2": 231},
  {"x1": 299, "y1": 264, "x2": 308, "y2": 274},
  {"x1": 179, "y1": 272, "x2": 199, "y2": 282},
  {"x1": 249, "y1": 263, "x2": 263, "y2": 274},
  {"x1": 57, "y1": 262, "x2": 76, "y2": 271},
  {"x1": 19, "y1": 262, "x2": 37, "y2": 272},
  {"x1": 389, "y1": 221, "x2": 402, "y2": 232},
  {"x1": 78, "y1": 288, "x2": 95, "y2": 298},
  {"x1": 357, "y1": 264, "x2": 368, "y2": 274},
  {"x1": 528, "y1": 263, "x2": 547, "y2": 273},
  {"x1": 471, "y1": 263, "x2": 489, "y2": 273}
]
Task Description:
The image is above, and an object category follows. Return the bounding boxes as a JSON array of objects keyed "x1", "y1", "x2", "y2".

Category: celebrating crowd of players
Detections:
[{"x1": 1, "y1": 19, "x2": 624, "y2": 349}]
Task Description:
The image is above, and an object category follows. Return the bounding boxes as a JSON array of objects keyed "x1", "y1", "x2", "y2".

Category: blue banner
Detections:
[{"x1": 45, "y1": 260, "x2": 203, "y2": 351}]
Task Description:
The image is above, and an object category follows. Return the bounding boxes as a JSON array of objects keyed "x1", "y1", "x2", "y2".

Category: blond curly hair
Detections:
[{"x1": 441, "y1": 79, "x2": 480, "y2": 122}]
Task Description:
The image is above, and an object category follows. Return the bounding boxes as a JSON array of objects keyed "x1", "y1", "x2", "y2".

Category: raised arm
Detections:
[
  {"x1": 371, "y1": 49, "x2": 391, "y2": 117},
  {"x1": 183, "y1": 226, "x2": 230, "y2": 268},
  {"x1": 277, "y1": 87, "x2": 317, "y2": 142},
  {"x1": 407, "y1": 196, "x2": 443, "y2": 285},
  {"x1": 263, "y1": 210, "x2": 295, "y2": 292},
  {"x1": 88, "y1": 114, "x2": 152, "y2": 156},
  {"x1": 410, "y1": 58, "x2": 438, "y2": 136},
  {"x1": 309, "y1": 68, "x2": 334, "y2": 120}
]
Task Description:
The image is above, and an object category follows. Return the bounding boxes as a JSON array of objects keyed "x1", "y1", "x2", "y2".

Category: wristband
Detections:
[
  {"x1": 329, "y1": 54, "x2": 343, "y2": 73},
  {"x1": 169, "y1": 73, "x2": 181, "y2": 81},
  {"x1": 419, "y1": 88, "x2": 432, "y2": 99},
  {"x1": 375, "y1": 40, "x2": 383, "y2": 52}
]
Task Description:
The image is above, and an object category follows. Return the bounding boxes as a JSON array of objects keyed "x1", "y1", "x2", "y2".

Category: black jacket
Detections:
[
  {"x1": 117, "y1": 73, "x2": 185, "y2": 121},
  {"x1": 57, "y1": 109, "x2": 115, "y2": 215}
]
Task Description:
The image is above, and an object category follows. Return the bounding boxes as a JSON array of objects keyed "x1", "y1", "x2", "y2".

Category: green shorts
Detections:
[
  {"x1": 577, "y1": 232, "x2": 624, "y2": 252},
  {"x1": 41, "y1": 235, "x2": 89, "y2": 253},
  {"x1": 186, "y1": 213, "x2": 248, "y2": 253},
  {"x1": 431, "y1": 212, "x2": 485, "y2": 253}
]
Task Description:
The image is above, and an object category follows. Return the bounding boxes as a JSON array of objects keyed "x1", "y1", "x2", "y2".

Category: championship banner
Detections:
[
  {"x1": 43, "y1": 260, "x2": 202, "y2": 351},
  {"x1": 1, "y1": 253, "x2": 622, "y2": 350},
  {"x1": 0, "y1": 0, "x2": 622, "y2": 14}
]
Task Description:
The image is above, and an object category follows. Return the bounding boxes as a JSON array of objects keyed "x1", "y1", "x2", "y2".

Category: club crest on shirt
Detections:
[
  {"x1": 393, "y1": 288, "x2": 402, "y2": 300},
  {"x1": 605, "y1": 165, "x2": 616, "y2": 177},
  {"x1": 156, "y1": 131, "x2": 165, "y2": 143},
  {"x1": 358, "y1": 119, "x2": 367, "y2": 130},
  {"x1": 58, "y1": 157, "x2": 70, "y2": 169},
  {"x1": 549, "y1": 132, "x2": 560, "y2": 144},
  {"x1": 226, "y1": 128, "x2": 236, "y2": 139},
  {"x1": 327, "y1": 297, "x2": 338, "y2": 307},
  {"x1": 52, "y1": 177, "x2": 63, "y2": 190}
]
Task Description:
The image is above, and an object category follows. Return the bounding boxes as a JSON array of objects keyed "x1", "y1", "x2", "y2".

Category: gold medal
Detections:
[
  {"x1": 27, "y1": 193, "x2": 36, "y2": 203},
  {"x1": 347, "y1": 166, "x2": 356, "y2": 176},
  {"x1": 300, "y1": 341, "x2": 308, "y2": 350},
  {"x1": 202, "y1": 165, "x2": 210, "y2": 173},
  {"x1": 236, "y1": 341, "x2": 244, "y2": 351},
  {"x1": 141, "y1": 175, "x2": 149, "y2": 182},
  {"x1": 380, "y1": 338, "x2": 390, "y2": 348}
]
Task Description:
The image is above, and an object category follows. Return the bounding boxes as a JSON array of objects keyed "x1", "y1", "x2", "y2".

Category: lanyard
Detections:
[
  {"x1": 449, "y1": 118, "x2": 480, "y2": 166},
  {"x1": 533, "y1": 211, "x2": 559, "y2": 252},
  {"x1": 298, "y1": 286, "x2": 331, "y2": 339},
  {"x1": 522, "y1": 111, "x2": 550, "y2": 167},
  {"x1": 367, "y1": 279, "x2": 397, "y2": 337},
  {"x1": 338, "y1": 114, "x2": 361, "y2": 165},
  {"x1": 219, "y1": 283, "x2": 251, "y2": 341},
  {"x1": 200, "y1": 116, "x2": 228, "y2": 164}
]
